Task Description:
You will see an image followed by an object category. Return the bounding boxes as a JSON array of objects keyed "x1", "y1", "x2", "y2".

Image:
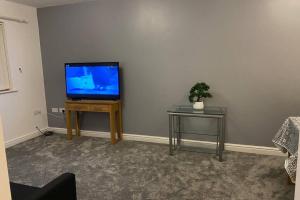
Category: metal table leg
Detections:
[
  {"x1": 223, "y1": 118, "x2": 225, "y2": 161},
  {"x1": 216, "y1": 118, "x2": 220, "y2": 156},
  {"x1": 218, "y1": 117, "x2": 225, "y2": 162},
  {"x1": 222, "y1": 116, "x2": 226, "y2": 152},
  {"x1": 169, "y1": 114, "x2": 174, "y2": 155},
  {"x1": 177, "y1": 116, "x2": 181, "y2": 147}
]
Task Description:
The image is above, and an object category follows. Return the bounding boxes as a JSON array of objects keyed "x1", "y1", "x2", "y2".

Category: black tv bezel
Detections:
[{"x1": 64, "y1": 62, "x2": 120, "y2": 100}]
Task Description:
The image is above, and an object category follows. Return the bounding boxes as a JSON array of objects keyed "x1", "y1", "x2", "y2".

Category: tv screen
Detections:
[{"x1": 65, "y1": 62, "x2": 120, "y2": 100}]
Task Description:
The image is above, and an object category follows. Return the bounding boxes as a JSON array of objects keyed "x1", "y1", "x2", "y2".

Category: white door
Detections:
[{"x1": 0, "y1": 117, "x2": 11, "y2": 200}]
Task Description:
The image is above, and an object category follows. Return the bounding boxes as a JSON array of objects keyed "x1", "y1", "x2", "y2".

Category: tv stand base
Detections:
[{"x1": 64, "y1": 100, "x2": 123, "y2": 144}]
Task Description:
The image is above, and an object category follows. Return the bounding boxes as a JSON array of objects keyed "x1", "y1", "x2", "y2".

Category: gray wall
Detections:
[{"x1": 38, "y1": 0, "x2": 300, "y2": 147}]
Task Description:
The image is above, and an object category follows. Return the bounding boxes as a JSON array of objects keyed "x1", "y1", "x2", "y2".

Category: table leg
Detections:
[
  {"x1": 117, "y1": 104, "x2": 123, "y2": 140},
  {"x1": 66, "y1": 110, "x2": 72, "y2": 140},
  {"x1": 177, "y1": 116, "x2": 181, "y2": 147},
  {"x1": 219, "y1": 117, "x2": 224, "y2": 162},
  {"x1": 169, "y1": 114, "x2": 174, "y2": 155},
  {"x1": 75, "y1": 111, "x2": 80, "y2": 136},
  {"x1": 222, "y1": 116, "x2": 226, "y2": 151},
  {"x1": 216, "y1": 119, "x2": 220, "y2": 156},
  {"x1": 116, "y1": 112, "x2": 120, "y2": 141},
  {"x1": 173, "y1": 116, "x2": 176, "y2": 150},
  {"x1": 109, "y1": 109, "x2": 117, "y2": 144}
]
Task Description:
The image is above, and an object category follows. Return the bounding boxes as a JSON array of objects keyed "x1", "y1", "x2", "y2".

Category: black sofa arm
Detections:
[{"x1": 29, "y1": 173, "x2": 77, "y2": 200}]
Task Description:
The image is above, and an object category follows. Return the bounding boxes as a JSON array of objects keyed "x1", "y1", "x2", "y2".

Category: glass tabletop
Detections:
[{"x1": 167, "y1": 105, "x2": 226, "y2": 115}]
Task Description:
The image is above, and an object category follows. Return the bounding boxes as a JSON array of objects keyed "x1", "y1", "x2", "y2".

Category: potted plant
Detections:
[{"x1": 189, "y1": 82, "x2": 212, "y2": 110}]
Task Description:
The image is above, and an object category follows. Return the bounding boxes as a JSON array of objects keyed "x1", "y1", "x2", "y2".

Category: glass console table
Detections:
[{"x1": 167, "y1": 105, "x2": 226, "y2": 161}]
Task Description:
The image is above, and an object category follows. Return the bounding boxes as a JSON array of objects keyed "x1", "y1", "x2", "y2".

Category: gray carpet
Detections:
[{"x1": 6, "y1": 134, "x2": 294, "y2": 200}]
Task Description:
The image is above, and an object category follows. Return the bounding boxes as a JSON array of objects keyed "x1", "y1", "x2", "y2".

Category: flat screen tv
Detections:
[{"x1": 65, "y1": 62, "x2": 120, "y2": 100}]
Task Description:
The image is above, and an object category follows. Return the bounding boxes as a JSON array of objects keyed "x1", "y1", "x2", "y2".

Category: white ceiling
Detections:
[{"x1": 6, "y1": 0, "x2": 96, "y2": 8}]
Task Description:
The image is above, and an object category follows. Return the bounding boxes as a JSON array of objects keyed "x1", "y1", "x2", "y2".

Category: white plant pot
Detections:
[{"x1": 193, "y1": 101, "x2": 204, "y2": 110}]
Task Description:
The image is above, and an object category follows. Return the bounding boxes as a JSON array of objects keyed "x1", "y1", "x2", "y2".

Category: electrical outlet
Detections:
[
  {"x1": 33, "y1": 110, "x2": 41, "y2": 115},
  {"x1": 59, "y1": 108, "x2": 65, "y2": 113},
  {"x1": 52, "y1": 108, "x2": 59, "y2": 113}
]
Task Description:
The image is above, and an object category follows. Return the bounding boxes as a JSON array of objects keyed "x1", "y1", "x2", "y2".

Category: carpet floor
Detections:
[{"x1": 6, "y1": 134, "x2": 294, "y2": 200}]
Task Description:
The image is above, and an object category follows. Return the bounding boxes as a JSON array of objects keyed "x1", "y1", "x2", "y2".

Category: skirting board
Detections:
[
  {"x1": 5, "y1": 128, "x2": 47, "y2": 148},
  {"x1": 49, "y1": 127, "x2": 285, "y2": 157}
]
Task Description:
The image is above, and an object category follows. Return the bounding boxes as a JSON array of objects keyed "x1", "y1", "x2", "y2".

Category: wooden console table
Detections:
[{"x1": 64, "y1": 100, "x2": 123, "y2": 144}]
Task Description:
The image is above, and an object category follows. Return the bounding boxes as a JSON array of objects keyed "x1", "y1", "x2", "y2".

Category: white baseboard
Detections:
[
  {"x1": 5, "y1": 128, "x2": 47, "y2": 148},
  {"x1": 49, "y1": 127, "x2": 285, "y2": 157}
]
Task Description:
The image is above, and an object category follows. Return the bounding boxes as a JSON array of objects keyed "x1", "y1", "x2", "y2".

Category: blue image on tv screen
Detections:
[{"x1": 66, "y1": 65, "x2": 119, "y2": 96}]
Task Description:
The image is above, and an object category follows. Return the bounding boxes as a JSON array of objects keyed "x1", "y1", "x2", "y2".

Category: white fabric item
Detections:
[{"x1": 273, "y1": 117, "x2": 300, "y2": 183}]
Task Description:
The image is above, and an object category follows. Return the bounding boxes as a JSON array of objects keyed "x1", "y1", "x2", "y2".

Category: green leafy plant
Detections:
[{"x1": 189, "y1": 82, "x2": 212, "y2": 103}]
